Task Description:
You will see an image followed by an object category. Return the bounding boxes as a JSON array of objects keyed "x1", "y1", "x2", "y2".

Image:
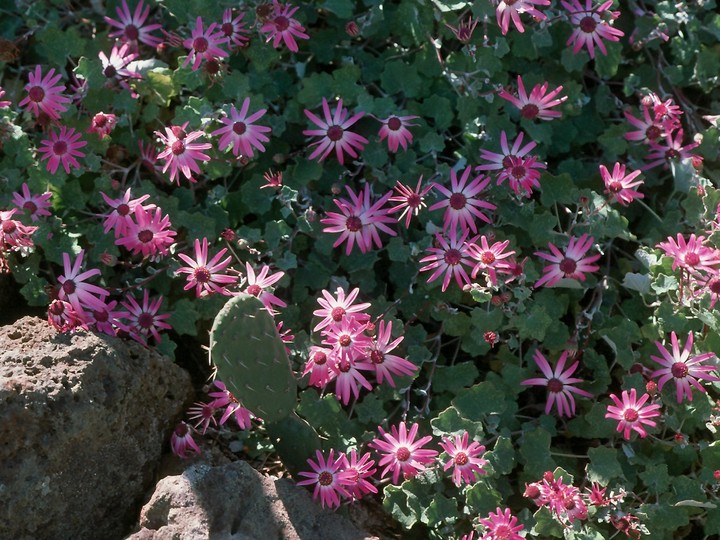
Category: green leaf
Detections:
[
  {"x1": 486, "y1": 435, "x2": 515, "y2": 475},
  {"x1": 321, "y1": 0, "x2": 354, "y2": 18},
  {"x1": 623, "y1": 273, "x2": 651, "y2": 294},
  {"x1": 531, "y1": 506, "x2": 565, "y2": 538},
  {"x1": 354, "y1": 392, "x2": 386, "y2": 424},
  {"x1": 37, "y1": 26, "x2": 85, "y2": 65},
  {"x1": 169, "y1": 298, "x2": 199, "y2": 336},
  {"x1": 510, "y1": 303, "x2": 553, "y2": 341},
  {"x1": 540, "y1": 172, "x2": 579, "y2": 206},
  {"x1": 595, "y1": 41, "x2": 623, "y2": 78},
  {"x1": 433, "y1": 363, "x2": 479, "y2": 393},
  {"x1": 587, "y1": 447, "x2": 625, "y2": 484},
  {"x1": 431, "y1": 406, "x2": 484, "y2": 437},
  {"x1": 519, "y1": 426, "x2": 555, "y2": 479},
  {"x1": 145, "y1": 68, "x2": 177, "y2": 106},
  {"x1": 465, "y1": 479, "x2": 503, "y2": 515},
  {"x1": 381, "y1": 60, "x2": 421, "y2": 98},
  {"x1": 452, "y1": 382, "x2": 507, "y2": 419}
]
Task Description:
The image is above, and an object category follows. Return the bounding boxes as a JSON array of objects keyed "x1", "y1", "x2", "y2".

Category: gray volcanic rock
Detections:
[{"x1": 0, "y1": 316, "x2": 194, "y2": 540}]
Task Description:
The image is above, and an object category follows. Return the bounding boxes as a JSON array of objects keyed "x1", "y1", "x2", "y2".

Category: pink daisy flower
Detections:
[
  {"x1": 605, "y1": 388, "x2": 661, "y2": 440},
  {"x1": 156, "y1": 124, "x2": 212, "y2": 184},
  {"x1": 650, "y1": 331, "x2": 719, "y2": 403},
  {"x1": 115, "y1": 205, "x2": 176, "y2": 258},
  {"x1": 212, "y1": 98, "x2": 271, "y2": 158},
  {"x1": 561, "y1": 0, "x2": 624, "y2": 59},
  {"x1": 120, "y1": 289, "x2": 172, "y2": 345},
  {"x1": 176, "y1": 237, "x2": 237, "y2": 297},
  {"x1": 377, "y1": 115, "x2": 419, "y2": 153},
  {"x1": 495, "y1": 0, "x2": 550, "y2": 35},
  {"x1": 601, "y1": 162, "x2": 644, "y2": 206},
  {"x1": 439, "y1": 432, "x2": 488, "y2": 486},
  {"x1": 47, "y1": 298, "x2": 84, "y2": 333},
  {"x1": 521, "y1": 349, "x2": 593, "y2": 417},
  {"x1": 38, "y1": 126, "x2": 87, "y2": 174},
  {"x1": 0, "y1": 209, "x2": 37, "y2": 249},
  {"x1": 369, "y1": 421, "x2": 438, "y2": 485},
  {"x1": 187, "y1": 401, "x2": 219, "y2": 435},
  {"x1": 322, "y1": 317, "x2": 372, "y2": 363},
  {"x1": 183, "y1": 16, "x2": 228, "y2": 72},
  {"x1": 207, "y1": 380, "x2": 254, "y2": 429},
  {"x1": 624, "y1": 106, "x2": 665, "y2": 143},
  {"x1": 477, "y1": 130, "x2": 542, "y2": 172},
  {"x1": 18, "y1": 65, "x2": 71, "y2": 121},
  {"x1": 330, "y1": 353, "x2": 375, "y2": 405},
  {"x1": 170, "y1": 422, "x2": 201, "y2": 458},
  {"x1": 445, "y1": 16, "x2": 479, "y2": 44},
  {"x1": 99, "y1": 43, "x2": 142, "y2": 83},
  {"x1": 478, "y1": 507, "x2": 524, "y2": 540},
  {"x1": 430, "y1": 165, "x2": 495, "y2": 234},
  {"x1": 87, "y1": 112, "x2": 117, "y2": 139},
  {"x1": 219, "y1": 8, "x2": 250, "y2": 49},
  {"x1": 642, "y1": 129, "x2": 701, "y2": 171},
  {"x1": 303, "y1": 97, "x2": 368, "y2": 165},
  {"x1": 260, "y1": 169, "x2": 283, "y2": 189},
  {"x1": 260, "y1": 1, "x2": 309, "y2": 53},
  {"x1": 366, "y1": 320, "x2": 417, "y2": 387},
  {"x1": 104, "y1": 0, "x2": 163, "y2": 48},
  {"x1": 419, "y1": 229, "x2": 478, "y2": 292},
  {"x1": 242, "y1": 262, "x2": 287, "y2": 313},
  {"x1": 469, "y1": 235, "x2": 515, "y2": 286},
  {"x1": 11, "y1": 183, "x2": 53, "y2": 222},
  {"x1": 647, "y1": 92, "x2": 683, "y2": 131},
  {"x1": 498, "y1": 155, "x2": 544, "y2": 197},
  {"x1": 312, "y1": 286, "x2": 371, "y2": 332},
  {"x1": 100, "y1": 188, "x2": 154, "y2": 238},
  {"x1": 302, "y1": 345, "x2": 337, "y2": 389},
  {"x1": 340, "y1": 450, "x2": 377, "y2": 500},
  {"x1": 534, "y1": 234, "x2": 601, "y2": 288},
  {"x1": 656, "y1": 233, "x2": 720, "y2": 276},
  {"x1": 57, "y1": 250, "x2": 109, "y2": 315},
  {"x1": 296, "y1": 449, "x2": 352, "y2": 509},
  {"x1": 388, "y1": 177, "x2": 433, "y2": 229},
  {"x1": 498, "y1": 75, "x2": 567, "y2": 121},
  {"x1": 85, "y1": 298, "x2": 130, "y2": 337}
]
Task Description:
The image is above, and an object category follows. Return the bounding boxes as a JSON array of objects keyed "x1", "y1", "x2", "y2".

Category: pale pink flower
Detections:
[
  {"x1": 369, "y1": 422, "x2": 438, "y2": 485},
  {"x1": 170, "y1": 422, "x2": 201, "y2": 458},
  {"x1": 57, "y1": 250, "x2": 109, "y2": 315},
  {"x1": 302, "y1": 346, "x2": 337, "y2": 388},
  {"x1": 87, "y1": 112, "x2": 117, "y2": 139},
  {"x1": 260, "y1": 1, "x2": 309, "y2": 53},
  {"x1": 562, "y1": 0, "x2": 623, "y2": 58},
  {"x1": 47, "y1": 299, "x2": 84, "y2": 333},
  {"x1": 183, "y1": 16, "x2": 228, "y2": 71},
  {"x1": 478, "y1": 507, "x2": 524, "y2": 540},
  {"x1": 499, "y1": 75, "x2": 567, "y2": 121},
  {"x1": 296, "y1": 449, "x2": 352, "y2": 509},
  {"x1": 11, "y1": 183, "x2": 52, "y2": 222},
  {"x1": 388, "y1": 177, "x2": 433, "y2": 229},
  {"x1": 601, "y1": 162, "x2": 644, "y2": 206},
  {"x1": 521, "y1": 350, "x2": 593, "y2": 417},
  {"x1": 322, "y1": 317, "x2": 372, "y2": 362},
  {"x1": 100, "y1": 188, "x2": 154, "y2": 238},
  {"x1": 439, "y1": 432, "x2": 487, "y2": 486},
  {"x1": 219, "y1": 8, "x2": 249, "y2": 48},
  {"x1": 115, "y1": 205, "x2": 176, "y2": 258},
  {"x1": 650, "y1": 331, "x2": 719, "y2": 403},
  {"x1": 469, "y1": 235, "x2": 515, "y2": 286},
  {"x1": 18, "y1": 65, "x2": 71, "y2": 121},
  {"x1": 430, "y1": 165, "x2": 495, "y2": 234},
  {"x1": 419, "y1": 229, "x2": 478, "y2": 292},
  {"x1": 303, "y1": 97, "x2": 367, "y2": 164},
  {"x1": 643, "y1": 129, "x2": 701, "y2": 170},
  {"x1": 207, "y1": 380, "x2": 254, "y2": 429},
  {"x1": 312, "y1": 286, "x2": 371, "y2": 332},
  {"x1": 121, "y1": 289, "x2": 172, "y2": 345},
  {"x1": 605, "y1": 388, "x2": 661, "y2": 440},
  {"x1": 534, "y1": 234, "x2": 601, "y2": 288},
  {"x1": 495, "y1": 0, "x2": 550, "y2": 35},
  {"x1": 656, "y1": 233, "x2": 720, "y2": 276},
  {"x1": 156, "y1": 123, "x2": 212, "y2": 184},
  {"x1": 99, "y1": 43, "x2": 142, "y2": 82},
  {"x1": 340, "y1": 450, "x2": 377, "y2": 500},
  {"x1": 85, "y1": 299, "x2": 130, "y2": 337},
  {"x1": 624, "y1": 106, "x2": 664, "y2": 143},
  {"x1": 377, "y1": 115, "x2": 418, "y2": 153},
  {"x1": 243, "y1": 262, "x2": 286, "y2": 313},
  {"x1": 176, "y1": 237, "x2": 237, "y2": 297},
  {"x1": 212, "y1": 98, "x2": 271, "y2": 158},
  {"x1": 38, "y1": 126, "x2": 87, "y2": 174},
  {"x1": 366, "y1": 320, "x2": 417, "y2": 387},
  {"x1": 477, "y1": 130, "x2": 541, "y2": 172},
  {"x1": 104, "y1": 0, "x2": 163, "y2": 48},
  {"x1": 187, "y1": 401, "x2": 218, "y2": 434}
]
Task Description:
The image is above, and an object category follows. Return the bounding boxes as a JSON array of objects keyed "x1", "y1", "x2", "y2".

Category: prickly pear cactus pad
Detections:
[{"x1": 209, "y1": 293, "x2": 297, "y2": 423}]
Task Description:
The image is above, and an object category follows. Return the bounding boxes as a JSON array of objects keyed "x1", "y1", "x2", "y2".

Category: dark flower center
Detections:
[
  {"x1": 671, "y1": 362, "x2": 689, "y2": 378},
  {"x1": 221, "y1": 22, "x2": 234, "y2": 37},
  {"x1": 233, "y1": 121, "x2": 247, "y2": 135},
  {"x1": 547, "y1": 378, "x2": 564, "y2": 393},
  {"x1": 93, "y1": 309, "x2": 109, "y2": 323},
  {"x1": 93, "y1": 113, "x2": 107, "y2": 127},
  {"x1": 346, "y1": 215, "x2": 362, "y2": 232},
  {"x1": 53, "y1": 141, "x2": 68, "y2": 155},
  {"x1": 313, "y1": 351, "x2": 327, "y2": 365},
  {"x1": 623, "y1": 408, "x2": 639, "y2": 422},
  {"x1": 338, "y1": 359, "x2": 351, "y2": 372},
  {"x1": 406, "y1": 193, "x2": 422, "y2": 208},
  {"x1": 666, "y1": 148, "x2": 680, "y2": 159},
  {"x1": 494, "y1": 525, "x2": 512, "y2": 540},
  {"x1": 193, "y1": 267, "x2": 211, "y2": 283},
  {"x1": 246, "y1": 284, "x2": 262, "y2": 296},
  {"x1": 685, "y1": 252, "x2": 700, "y2": 266},
  {"x1": 339, "y1": 334, "x2": 352, "y2": 347},
  {"x1": 709, "y1": 279, "x2": 720, "y2": 294},
  {"x1": 62, "y1": 280, "x2": 76, "y2": 294},
  {"x1": 449, "y1": 193, "x2": 466, "y2": 210},
  {"x1": 49, "y1": 300, "x2": 65, "y2": 316},
  {"x1": 327, "y1": 125, "x2": 344, "y2": 142},
  {"x1": 318, "y1": 471, "x2": 333, "y2": 486},
  {"x1": 387, "y1": 117, "x2": 402, "y2": 131},
  {"x1": 579, "y1": 15, "x2": 597, "y2": 33},
  {"x1": 395, "y1": 447, "x2": 411, "y2": 462},
  {"x1": 370, "y1": 350, "x2": 384, "y2": 364},
  {"x1": 331, "y1": 307, "x2": 345, "y2": 321},
  {"x1": 28, "y1": 86, "x2": 45, "y2": 102},
  {"x1": 645, "y1": 125, "x2": 662, "y2": 140},
  {"x1": 104, "y1": 65, "x2": 117, "y2": 78},
  {"x1": 480, "y1": 251, "x2": 495, "y2": 265},
  {"x1": 125, "y1": 24, "x2": 139, "y2": 40},
  {"x1": 274, "y1": 15, "x2": 290, "y2": 32},
  {"x1": 23, "y1": 201, "x2": 38, "y2": 214},
  {"x1": 137, "y1": 312, "x2": 155, "y2": 329},
  {"x1": 502, "y1": 154, "x2": 516, "y2": 169},
  {"x1": 3, "y1": 220, "x2": 16, "y2": 233},
  {"x1": 511, "y1": 165, "x2": 526, "y2": 179},
  {"x1": 193, "y1": 37, "x2": 209, "y2": 53},
  {"x1": 454, "y1": 452, "x2": 469, "y2": 466},
  {"x1": 559, "y1": 257, "x2": 577, "y2": 275},
  {"x1": 171, "y1": 140, "x2": 185, "y2": 155},
  {"x1": 608, "y1": 181, "x2": 623, "y2": 193},
  {"x1": 444, "y1": 248, "x2": 461, "y2": 266},
  {"x1": 138, "y1": 229, "x2": 154, "y2": 243},
  {"x1": 521, "y1": 103, "x2": 540, "y2": 119},
  {"x1": 117, "y1": 203, "x2": 130, "y2": 216}
]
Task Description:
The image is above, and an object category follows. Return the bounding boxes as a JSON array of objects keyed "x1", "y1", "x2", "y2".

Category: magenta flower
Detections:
[
  {"x1": 561, "y1": 0, "x2": 624, "y2": 59},
  {"x1": 478, "y1": 130, "x2": 542, "y2": 171},
  {"x1": 369, "y1": 421, "x2": 438, "y2": 485},
  {"x1": 650, "y1": 331, "x2": 719, "y2": 403},
  {"x1": 500, "y1": 155, "x2": 544, "y2": 197},
  {"x1": 302, "y1": 346, "x2": 337, "y2": 389},
  {"x1": 330, "y1": 354, "x2": 374, "y2": 405},
  {"x1": 439, "y1": 432, "x2": 487, "y2": 486},
  {"x1": 170, "y1": 422, "x2": 201, "y2": 458},
  {"x1": 469, "y1": 235, "x2": 515, "y2": 286},
  {"x1": 115, "y1": 205, "x2": 176, "y2": 258},
  {"x1": 260, "y1": 1, "x2": 309, "y2": 52},
  {"x1": 643, "y1": 129, "x2": 701, "y2": 171},
  {"x1": 99, "y1": 43, "x2": 141, "y2": 82},
  {"x1": 499, "y1": 75, "x2": 567, "y2": 121},
  {"x1": 495, "y1": 0, "x2": 550, "y2": 35},
  {"x1": 85, "y1": 299, "x2": 130, "y2": 337},
  {"x1": 340, "y1": 450, "x2": 377, "y2": 500},
  {"x1": 478, "y1": 507, "x2": 524, "y2": 540},
  {"x1": 0, "y1": 87, "x2": 10, "y2": 108},
  {"x1": 534, "y1": 234, "x2": 601, "y2": 288},
  {"x1": 19, "y1": 65, "x2": 71, "y2": 121},
  {"x1": 322, "y1": 317, "x2": 372, "y2": 363},
  {"x1": 0, "y1": 209, "x2": 37, "y2": 249},
  {"x1": 624, "y1": 106, "x2": 664, "y2": 143},
  {"x1": 377, "y1": 115, "x2": 419, "y2": 153},
  {"x1": 208, "y1": 380, "x2": 254, "y2": 429},
  {"x1": 38, "y1": 126, "x2": 87, "y2": 174},
  {"x1": 220, "y1": 8, "x2": 249, "y2": 48},
  {"x1": 648, "y1": 91, "x2": 683, "y2": 131},
  {"x1": 312, "y1": 286, "x2": 371, "y2": 332},
  {"x1": 176, "y1": 237, "x2": 237, "y2": 297},
  {"x1": 57, "y1": 250, "x2": 109, "y2": 316},
  {"x1": 12, "y1": 183, "x2": 52, "y2": 222},
  {"x1": 187, "y1": 401, "x2": 219, "y2": 435},
  {"x1": 605, "y1": 388, "x2": 661, "y2": 440},
  {"x1": 600, "y1": 162, "x2": 644, "y2": 206},
  {"x1": 296, "y1": 449, "x2": 352, "y2": 509},
  {"x1": 419, "y1": 229, "x2": 478, "y2": 292},
  {"x1": 156, "y1": 124, "x2": 212, "y2": 184},
  {"x1": 183, "y1": 16, "x2": 228, "y2": 71},
  {"x1": 105, "y1": 0, "x2": 162, "y2": 48},
  {"x1": 430, "y1": 165, "x2": 496, "y2": 234},
  {"x1": 521, "y1": 350, "x2": 593, "y2": 417},
  {"x1": 656, "y1": 233, "x2": 720, "y2": 276},
  {"x1": 303, "y1": 98, "x2": 368, "y2": 164},
  {"x1": 87, "y1": 112, "x2": 118, "y2": 139},
  {"x1": 47, "y1": 299, "x2": 84, "y2": 333},
  {"x1": 445, "y1": 16, "x2": 479, "y2": 44},
  {"x1": 242, "y1": 262, "x2": 286, "y2": 313},
  {"x1": 366, "y1": 320, "x2": 417, "y2": 387},
  {"x1": 100, "y1": 188, "x2": 154, "y2": 238},
  {"x1": 212, "y1": 98, "x2": 271, "y2": 158},
  {"x1": 388, "y1": 177, "x2": 433, "y2": 229},
  {"x1": 121, "y1": 289, "x2": 172, "y2": 345}
]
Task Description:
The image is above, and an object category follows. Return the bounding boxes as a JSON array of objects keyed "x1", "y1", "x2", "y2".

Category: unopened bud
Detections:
[{"x1": 345, "y1": 21, "x2": 360, "y2": 37}]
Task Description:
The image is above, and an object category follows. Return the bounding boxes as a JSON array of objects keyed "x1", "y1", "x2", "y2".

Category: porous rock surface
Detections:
[
  {"x1": 0, "y1": 316, "x2": 194, "y2": 540},
  {"x1": 127, "y1": 459, "x2": 379, "y2": 540}
]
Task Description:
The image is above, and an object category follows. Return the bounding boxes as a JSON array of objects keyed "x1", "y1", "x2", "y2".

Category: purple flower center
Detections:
[
  {"x1": 521, "y1": 103, "x2": 539, "y2": 119},
  {"x1": 671, "y1": 362, "x2": 689, "y2": 378},
  {"x1": 666, "y1": 148, "x2": 680, "y2": 159},
  {"x1": 395, "y1": 447, "x2": 411, "y2": 462},
  {"x1": 233, "y1": 121, "x2": 247, "y2": 135},
  {"x1": 406, "y1": 193, "x2": 422, "y2": 208},
  {"x1": 449, "y1": 193, "x2": 466, "y2": 210},
  {"x1": 338, "y1": 359, "x2": 351, "y2": 372},
  {"x1": 93, "y1": 309, "x2": 109, "y2": 323},
  {"x1": 502, "y1": 154, "x2": 516, "y2": 169},
  {"x1": 503, "y1": 0, "x2": 517, "y2": 5},
  {"x1": 387, "y1": 117, "x2": 402, "y2": 131},
  {"x1": 62, "y1": 280, "x2": 76, "y2": 294},
  {"x1": 194, "y1": 267, "x2": 211, "y2": 283},
  {"x1": 579, "y1": 15, "x2": 597, "y2": 34},
  {"x1": 645, "y1": 125, "x2": 661, "y2": 140},
  {"x1": 117, "y1": 203, "x2": 130, "y2": 216},
  {"x1": 125, "y1": 24, "x2": 139, "y2": 41},
  {"x1": 93, "y1": 113, "x2": 108, "y2": 127},
  {"x1": 444, "y1": 248, "x2": 461, "y2": 266},
  {"x1": 454, "y1": 452, "x2": 469, "y2": 466},
  {"x1": 370, "y1": 350, "x2": 384, "y2": 364},
  {"x1": 23, "y1": 201, "x2": 38, "y2": 214},
  {"x1": 274, "y1": 15, "x2": 290, "y2": 32},
  {"x1": 559, "y1": 257, "x2": 577, "y2": 275},
  {"x1": 49, "y1": 300, "x2": 65, "y2": 316},
  {"x1": 327, "y1": 125, "x2": 344, "y2": 142},
  {"x1": 53, "y1": 141, "x2": 68, "y2": 156},
  {"x1": 2, "y1": 220, "x2": 16, "y2": 233},
  {"x1": 246, "y1": 284, "x2": 262, "y2": 297},
  {"x1": 608, "y1": 181, "x2": 623, "y2": 193},
  {"x1": 193, "y1": 37, "x2": 209, "y2": 53},
  {"x1": 313, "y1": 351, "x2": 327, "y2": 365},
  {"x1": 494, "y1": 525, "x2": 512, "y2": 539},
  {"x1": 346, "y1": 215, "x2": 362, "y2": 232},
  {"x1": 221, "y1": 22, "x2": 234, "y2": 37},
  {"x1": 171, "y1": 140, "x2": 185, "y2": 155},
  {"x1": 511, "y1": 164, "x2": 526, "y2": 179},
  {"x1": 318, "y1": 471, "x2": 333, "y2": 486},
  {"x1": 709, "y1": 279, "x2": 720, "y2": 294},
  {"x1": 138, "y1": 229, "x2": 154, "y2": 243},
  {"x1": 685, "y1": 252, "x2": 700, "y2": 266},
  {"x1": 331, "y1": 307, "x2": 345, "y2": 321},
  {"x1": 28, "y1": 86, "x2": 45, "y2": 102},
  {"x1": 623, "y1": 408, "x2": 639, "y2": 422},
  {"x1": 137, "y1": 312, "x2": 155, "y2": 329},
  {"x1": 547, "y1": 378, "x2": 564, "y2": 393},
  {"x1": 339, "y1": 334, "x2": 352, "y2": 347},
  {"x1": 104, "y1": 65, "x2": 117, "y2": 78},
  {"x1": 480, "y1": 251, "x2": 495, "y2": 265}
]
